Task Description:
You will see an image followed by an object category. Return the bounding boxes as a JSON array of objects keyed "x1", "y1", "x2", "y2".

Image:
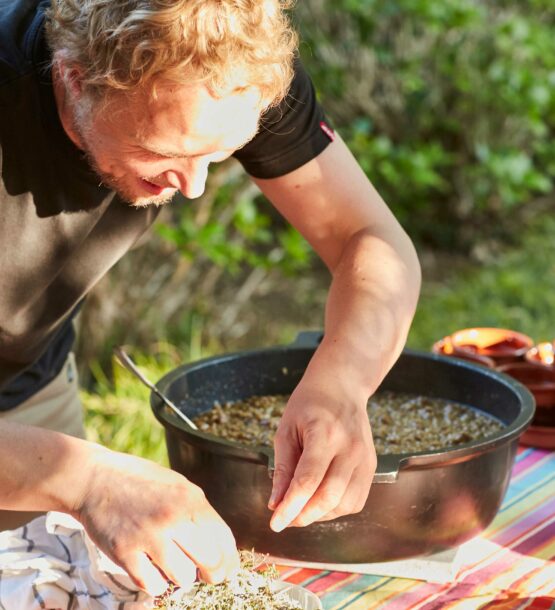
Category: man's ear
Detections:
[{"x1": 52, "y1": 51, "x2": 84, "y2": 100}]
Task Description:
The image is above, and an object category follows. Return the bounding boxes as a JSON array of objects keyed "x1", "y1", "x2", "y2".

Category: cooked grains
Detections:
[{"x1": 193, "y1": 392, "x2": 503, "y2": 454}]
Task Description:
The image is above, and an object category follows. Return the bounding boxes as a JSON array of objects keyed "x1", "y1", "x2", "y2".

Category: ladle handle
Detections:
[{"x1": 113, "y1": 347, "x2": 198, "y2": 431}]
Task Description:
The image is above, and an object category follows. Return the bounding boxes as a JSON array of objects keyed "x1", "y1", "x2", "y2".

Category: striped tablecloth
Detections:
[{"x1": 279, "y1": 447, "x2": 555, "y2": 609}]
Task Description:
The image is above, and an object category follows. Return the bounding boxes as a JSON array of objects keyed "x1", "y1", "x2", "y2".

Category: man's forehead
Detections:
[{"x1": 129, "y1": 81, "x2": 263, "y2": 151}]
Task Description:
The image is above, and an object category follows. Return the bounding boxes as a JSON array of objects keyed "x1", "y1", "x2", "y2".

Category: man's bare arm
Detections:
[
  {"x1": 0, "y1": 421, "x2": 239, "y2": 593},
  {"x1": 253, "y1": 133, "x2": 421, "y2": 530}
]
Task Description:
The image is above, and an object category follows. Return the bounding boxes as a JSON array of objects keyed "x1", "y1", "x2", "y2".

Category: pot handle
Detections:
[
  {"x1": 290, "y1": 331, "x2": 324, "y2": 348},
  {"x1": 373, "y1": 455, "x2": 404, "y2": 483},
  {"x1": 262, "y1": 449, "x2": 402, "y2": 485},
  {"x1": 259, "y1": 447, "x2": 275, "y2": 479}
]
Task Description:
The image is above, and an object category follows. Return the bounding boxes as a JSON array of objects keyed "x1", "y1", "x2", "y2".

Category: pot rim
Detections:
[{"x1": 151, "y1": 346, "x2": 535, "y2": 476}]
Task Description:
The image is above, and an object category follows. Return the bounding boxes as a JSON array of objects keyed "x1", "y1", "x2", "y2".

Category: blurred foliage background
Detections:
[{"x1": 79, "y1": 0, "x2": 555, "y2": 457}]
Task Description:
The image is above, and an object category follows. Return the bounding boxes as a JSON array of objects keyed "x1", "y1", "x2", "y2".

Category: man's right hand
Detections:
[{"x1": 72, "y1": 447, "x2": 240, "y2": 596}]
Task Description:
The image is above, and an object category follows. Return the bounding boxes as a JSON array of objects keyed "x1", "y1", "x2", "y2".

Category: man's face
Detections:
[{"x1": 68, "y1": 82, "x2": 263, "y2": 207}]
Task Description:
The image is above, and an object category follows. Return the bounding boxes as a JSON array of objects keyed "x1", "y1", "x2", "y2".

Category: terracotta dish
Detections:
[
  {"x1": 497, "y1": 362, "x2": 555, "y2": 427},
  {"x1": 525, "y1": 342, "x2": 555, "y2": 367},
  {"x1": 449, "y1": 327, "x2": 534, "y2": 365},
  {"x1": 520, "y1": 424, "x2": 555, "y2": 451},
  {"x1": 432, "y1": 337, "x2": 495, "y2": 368}
]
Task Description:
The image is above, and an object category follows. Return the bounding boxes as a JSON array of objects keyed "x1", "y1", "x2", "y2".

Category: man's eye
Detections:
[{"x1": 135, "y1": 149, "x2": 167, "y2": 160}]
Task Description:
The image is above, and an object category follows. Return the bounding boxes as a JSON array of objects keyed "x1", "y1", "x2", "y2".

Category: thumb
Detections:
[{"x1": 268, "y1": 430, "x2": 300, "y2": 511}]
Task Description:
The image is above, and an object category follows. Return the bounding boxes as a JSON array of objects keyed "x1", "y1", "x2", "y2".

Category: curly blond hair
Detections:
[{"x1": 45, "y1": 0, "x2": 297, "y2": 107}]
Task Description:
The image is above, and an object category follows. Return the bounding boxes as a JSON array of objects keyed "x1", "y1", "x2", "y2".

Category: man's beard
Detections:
[
  {"x1": 71, "y1": 106, "x2": 175, "y2": 208},
  {"x1": 83, "y1": 149, "x2": 175, "y2": 208}
]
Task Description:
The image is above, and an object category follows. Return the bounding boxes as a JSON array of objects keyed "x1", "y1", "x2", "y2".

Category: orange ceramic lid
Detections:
[{"x1": 450, "y1": 327, "x2": 533, "y2": 358}]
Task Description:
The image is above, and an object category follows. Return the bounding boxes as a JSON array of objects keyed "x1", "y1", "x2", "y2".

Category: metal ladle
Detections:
[{"x1": 113, "y1": 346, "x2": 198, "y2": 430}]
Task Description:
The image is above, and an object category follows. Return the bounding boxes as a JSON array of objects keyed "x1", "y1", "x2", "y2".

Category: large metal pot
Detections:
[{"x1": 151, "y1": 332, "x2": 534, "y2": 563}]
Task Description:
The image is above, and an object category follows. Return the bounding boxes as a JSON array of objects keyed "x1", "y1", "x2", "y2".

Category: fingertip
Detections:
[
  {"x1": 203, "y1": 566, "x2": 227, "y2": 584},
  {"x1": 199, "y1": 555, "x2": 238, "y2": 585},
  {"x1": 269, "y1": 512, "x2": 289, "y2": 533},
  {"x1": 147, "y1": 576, "x2": 170, "y2": 598},
  {"x1": 131, "y1": 553, "x2": 169, "y2": 598},
  {"x1": 226, "y1": 562, "x2": 241, "y2": 582},
  {"x1": 140, "y1": 573, "x2": 169, "y2": 598},
  {"x1": 147, "y1": 580, "x2": 170, "y2": 598},
  {"x1": 226, "y1": 551, "x2": 241, "y2": 579}
]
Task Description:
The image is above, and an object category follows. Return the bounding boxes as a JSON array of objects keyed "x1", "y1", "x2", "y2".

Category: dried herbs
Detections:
[
  {"x1": 154, "y1": 551, "x2": 304, "y2": 610},
  {"x1": 193, "y1": 391, "x2": 503, "y2": 454}
]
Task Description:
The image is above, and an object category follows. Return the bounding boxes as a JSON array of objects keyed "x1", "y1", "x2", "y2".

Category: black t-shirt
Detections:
[{"x1": 0, "y1": 0, "x2": 333, "y2": 410}]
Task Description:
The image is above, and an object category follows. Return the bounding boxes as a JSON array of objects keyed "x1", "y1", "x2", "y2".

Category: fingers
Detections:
[
  {"x1": 271, "y1": 430, "x2": 375, "y2": 530},
  {"x1": 149, "y1": 541, "x2": 197, "y2": 593},
  {"x1": 293, "y1": 463, "x2": 371, "y2": 525},
  {"x1": 270, "y1": 440, "x2": 334, "y2": 532},
  {"x1": 170, "y1": 512, "x2": 240, "y2": 584},
  {"x1": 287, "y1": 455, "x2": 354, "y2": 527},
  {"x1": 121, "y1": 551, "x2": 168, "y2": 597},
  {"x1": 269, "y1": 427, "x2": 301, "y2": 511},
  {"x1": 117, "y1": 516, "x2": 239, "y2": 595}
]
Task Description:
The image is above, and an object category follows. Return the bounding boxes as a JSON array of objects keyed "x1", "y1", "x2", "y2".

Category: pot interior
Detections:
[{"x1": 155, "y1": 348, "x2": 534, "y2": 450}]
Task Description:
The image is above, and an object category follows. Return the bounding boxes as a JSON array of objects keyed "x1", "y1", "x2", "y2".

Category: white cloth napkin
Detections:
[{"x1": 0, "y1": 512, "x2": 153, "y2": 610}]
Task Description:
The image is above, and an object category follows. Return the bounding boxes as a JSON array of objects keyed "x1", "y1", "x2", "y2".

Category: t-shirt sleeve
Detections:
[{"x1": 233, "y1": 60, "x2": 335, "y2": 179}]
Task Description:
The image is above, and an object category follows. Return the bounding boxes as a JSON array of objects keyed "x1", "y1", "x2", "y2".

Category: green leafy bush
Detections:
[
  {"x1": 157, "y1": 170, "x2": 312, "y2": 276},
  {"x1": 408, "y1": 216, "x2": 555, "y2": 349},
  {"x1": 295, "y1": 0, "x2": 555, "y2": 249}
]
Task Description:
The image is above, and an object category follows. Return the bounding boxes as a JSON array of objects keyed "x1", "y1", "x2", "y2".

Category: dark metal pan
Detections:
[{"x1": 151, "y1": 332, "x2": 534, "y2": 563}]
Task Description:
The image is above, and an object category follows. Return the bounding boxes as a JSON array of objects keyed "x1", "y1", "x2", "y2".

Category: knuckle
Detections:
[
  {"x1": 187, "y1": 483, "x2": 207, "y2": 504},
  {"x1": 105, "y1": 535, "x2": 130, "y2": 561},
  {"x1": 273, "y1": 462, "x2": 294, "y2": 479},
  {"x1": 318, "y1": 508, "x2": 342, "y2": 522},
  {"x1": 151, "y1": 503, "x2": 174, "y2": 524},
  {"x1": 294, "y1": 473, "x2": 321, "y2": 493},
  {"x1": 328, "y1": 506, "x2": 349, "y2": 520},
  {"x1": 317, "y1": 489, "x2": 343, "y2": 511},
  {"x1": 273, "y1": 426, "x2": 290, "y2": 444},
  {"x1": 350, "y1": 438, "x2": 370, "y2": 458},
  {"x1": 303, "y1": 417, "x2": 332, "y2": 440}
]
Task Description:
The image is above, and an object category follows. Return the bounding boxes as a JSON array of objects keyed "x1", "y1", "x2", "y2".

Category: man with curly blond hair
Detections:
[{"x1": 0, "y1": 0, "x2": 421, "y2": 597}]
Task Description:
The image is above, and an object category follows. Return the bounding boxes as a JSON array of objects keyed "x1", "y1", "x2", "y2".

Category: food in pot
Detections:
[
  {"x1": 193, "y1": 391, "x2": 503, "y2": 454},
  {"x1": 366, "y1": 392, "x2": 503, "y2": 453},
  {"x1": 154, "y1": 551, "x2": 303, "y2": 609}
]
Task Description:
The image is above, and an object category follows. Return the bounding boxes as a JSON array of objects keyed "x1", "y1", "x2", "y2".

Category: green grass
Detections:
[
  {"x1": 82, "y1": 345, "x2": 183, "y2": 464},
  {"x1": 408, "y1": 215, "x2": 555, "y2": 350},
  {"x1": 82, "y1": 217, "x2": 555, "y2": 460}
]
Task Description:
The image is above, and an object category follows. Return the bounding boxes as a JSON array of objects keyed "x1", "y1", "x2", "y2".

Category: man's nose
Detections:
[{"x1": 165, "y1": 160, "x2": 209, "y2": 199}]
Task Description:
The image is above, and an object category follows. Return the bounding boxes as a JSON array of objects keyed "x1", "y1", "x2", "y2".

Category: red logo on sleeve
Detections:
[{"x1": 319, "y1": 121, "x2": 335, "y2": 141}]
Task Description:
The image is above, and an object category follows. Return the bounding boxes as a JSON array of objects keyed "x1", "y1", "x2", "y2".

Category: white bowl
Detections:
[
  {"x1": 163, "y1": 579, "x2": 322, "y2": 609},
  {"x1": 272, "y1": 580, "x2": 323, "y2": 609}
]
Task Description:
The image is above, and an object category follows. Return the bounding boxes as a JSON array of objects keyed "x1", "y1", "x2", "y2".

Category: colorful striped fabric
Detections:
[{"x1": 279, "y1": 448, "x2": 555, "y2": 609}]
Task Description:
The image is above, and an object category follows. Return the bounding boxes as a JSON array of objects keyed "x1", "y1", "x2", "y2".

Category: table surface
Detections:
[{"x1": 278, "y1": 447, "x2": 555, "y2": 610}]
